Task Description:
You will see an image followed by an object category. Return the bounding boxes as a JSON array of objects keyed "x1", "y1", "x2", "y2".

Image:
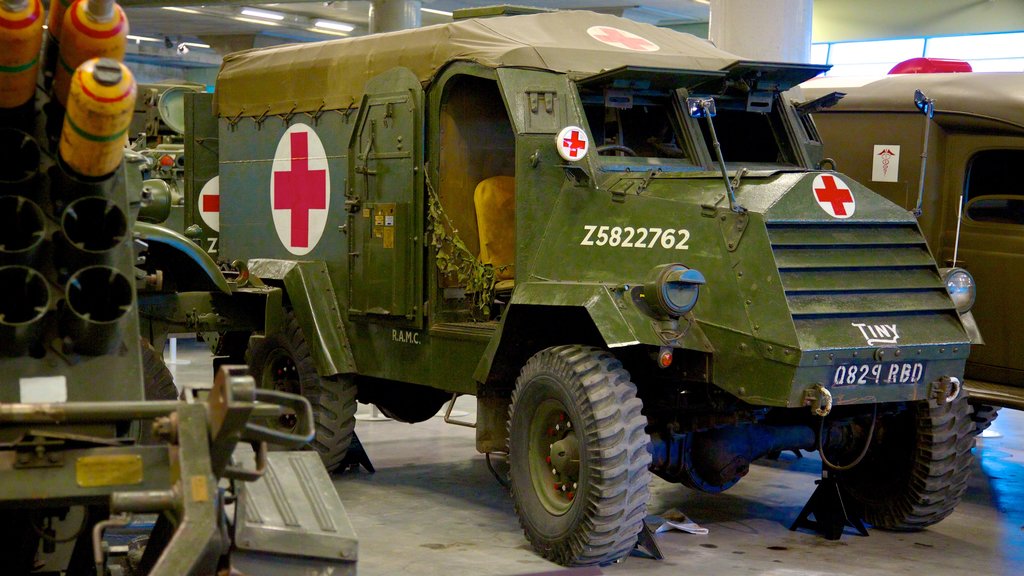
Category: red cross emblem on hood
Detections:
[{"x1": 812, "y1": 174, "x2": 855, "y2": 218}]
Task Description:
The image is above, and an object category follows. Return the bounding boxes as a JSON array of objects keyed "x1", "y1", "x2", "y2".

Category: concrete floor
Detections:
[{"x1": 168, "y1": 338, "x2": 1023, "y2": 576}]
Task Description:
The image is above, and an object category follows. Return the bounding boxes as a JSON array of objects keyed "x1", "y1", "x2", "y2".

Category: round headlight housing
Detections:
[
  {"x1": 942, "y1": 267, "x2": 976, "y2": 313},
  {"x1": 642, "y1": 264, "x2": 705, "y2": 318}
]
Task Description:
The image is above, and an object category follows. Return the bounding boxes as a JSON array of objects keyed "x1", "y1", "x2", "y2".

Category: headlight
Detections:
[
  {"x1": 941, "y1": 267, "x2": 976, "y2": 313},
  {"x1": 642, "y1": 264, "x2": 705, "y2": 318}
]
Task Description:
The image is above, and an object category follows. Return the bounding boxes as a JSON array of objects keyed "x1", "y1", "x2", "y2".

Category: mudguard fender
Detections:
[
  {"x1": 135, "y1": 222, "x2": 230, "y2": 294},
  {"x1": 474, "y1": 281, "x2": 712, "y2": 384},
  {"x1": 248, "y1": 259, "x2": 357, "y2": 377}
]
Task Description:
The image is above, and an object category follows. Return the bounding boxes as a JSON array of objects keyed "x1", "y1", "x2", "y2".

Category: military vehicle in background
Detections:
[
  {"x1": 801, "y1": 69, "x2": 1024, "y2": 427},
  {"x1": 0, "y1": 0, "x2": 355, "y2": 573},
  {"x1": 129, "y1": 83, "x2": 207, "y2": 243},
  {"x1": 140, "y1": 8, "x2": 980, "y2": 567}
]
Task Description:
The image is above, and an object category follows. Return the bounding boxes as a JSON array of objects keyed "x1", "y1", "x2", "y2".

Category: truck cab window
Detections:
[
  {"x1": 965, "y1": 149, "x2": 1024, "y2": 225},
  {"x1": 691, "y1": 93, "x2": 798, "y2": 167},
  {"x1": 580, "y1": 89, "x2": 688, "y2": 160}
]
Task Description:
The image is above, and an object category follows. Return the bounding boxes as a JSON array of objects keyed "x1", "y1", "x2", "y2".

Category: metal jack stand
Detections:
[
  {"x1": 631, "y1": 521, "x2": 664, "y2": 560},
  {"x1": 790, "y1": 470, "x2": 869, "y2": 540},
  {"x1": 340, "y1": 432, "x2": 375, "y2": 473}
]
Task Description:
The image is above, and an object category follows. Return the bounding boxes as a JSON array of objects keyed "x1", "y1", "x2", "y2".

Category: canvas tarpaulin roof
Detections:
[{"x1": 215, "y1": 10, "x2": 742, "y2": 118}]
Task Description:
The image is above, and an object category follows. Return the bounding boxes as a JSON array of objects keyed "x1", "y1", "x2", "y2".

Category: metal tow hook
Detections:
[
  {"x1": 804, "y1": 384, "x2": 833, "y2": 417},
  {"x1": 931, "y1": 376, "x2": 962, "y2": 405}
]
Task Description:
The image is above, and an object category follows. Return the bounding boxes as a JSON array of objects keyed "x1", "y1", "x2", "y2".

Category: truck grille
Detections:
[{"x1": 767, "y1": 223, "x2": 955, "y2": 318}]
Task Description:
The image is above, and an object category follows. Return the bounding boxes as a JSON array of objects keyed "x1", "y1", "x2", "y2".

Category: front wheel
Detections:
[
  {"x1": 246, "y1": 311, "x2": 357, "y2": 472},
  {"x1": 508, "y1": 345, "x2": 651, "y2": 566},
  {"x1": 836, "y1": 394, "x2": 975, "y2": 530}
]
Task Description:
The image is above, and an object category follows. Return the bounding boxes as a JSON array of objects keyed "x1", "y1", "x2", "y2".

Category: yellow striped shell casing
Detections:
[
  {"x1": 0, "y1": 0, "x2": 44, "y2": 108},
  {"x1": 59, "y1": 57, "x2": 136, "y2": 177},
  {"x1": 46, "y1": 0, "x2": 73, "y2": 42},
  {"x1": 52, "y1": 0, "x2": 127, "y2": 106}
]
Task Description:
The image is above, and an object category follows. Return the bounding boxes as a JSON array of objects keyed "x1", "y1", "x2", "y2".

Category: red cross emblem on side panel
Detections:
[
  {"x1": 586, "y1": 26, "x2": 660, "y2": 52},
  {"x1": 812, "y1": 174, "x2": 856, "y2": 218},
  {"x1": 556, "y1": 126, "x2": 589, "y2": 162},
  {"x1": 270, "y1": 124, "x2": 331, "y2": 255},
  {"x1": 198, "y1": 176, "x2": 220, "y2": 232}
]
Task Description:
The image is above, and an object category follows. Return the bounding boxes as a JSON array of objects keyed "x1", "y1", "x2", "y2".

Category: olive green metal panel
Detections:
[
  {"x1": 0, "y1": 445, "x2": 170, "y2": 503},
  {"x1": 281, "y1": 260, "x2": 357, "y2": 376},
  {"x1": 936, "y1": 134, "x2": 1024, "y2": 387},
  {"x1": 347, "y1": 67, "x2": 424, "y2": 325},
  {"x1": 811, "y1": 105, "x2": 1021, "y2": 391},
  {"x1": 217, "y1": 112, "x2": 353, "y2": 267},
  {"x1": 184, "y1": 92, "x2": 220, "y2": 257}
]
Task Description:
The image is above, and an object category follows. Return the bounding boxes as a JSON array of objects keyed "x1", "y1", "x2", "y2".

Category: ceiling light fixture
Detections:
[
  {"x1": 181, "y1": 41, "x2": 211, "y2": 49},
  {"x1": 234, "y1": 16, "x2": 282, "y2": 26},
  {"x1": 421, "y1": 7, "x2": 453, "y2": 17},
  {"x1": 240, "y1": 7, "x2": 285, "y2": 21},
  {"x1": 694, "y1": 0, "x2": 710, "y2": 5},
  {"x1": 162, "y1": 7, "x2": 201, "y2": 15},
  {"x1": 308, "y1": 27, "x2": 349, "y2": 37},
  {"x1": 313, "y1": 19, "x2": 354, "y2": 32},
  {"x1": 127, "y1": 34, "x2": 161, "y2": 43}
]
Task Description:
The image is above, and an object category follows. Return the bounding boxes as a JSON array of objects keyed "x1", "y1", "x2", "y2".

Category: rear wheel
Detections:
[
  {"x1": 508, "y1": 345, "x2": 651, "y2": 566},
  {"x1": 141, "y1": 338, "x2": 177, "y2": 401},
  {"x1": 837, "y1": 395, "x2": 974, "y2": 530},
  {"x1": 246, "y1": 311, "x2": 357, "y2": 472}
]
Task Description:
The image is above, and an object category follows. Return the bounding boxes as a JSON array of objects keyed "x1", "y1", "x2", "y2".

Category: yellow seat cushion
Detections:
[{"x1": 474, "y1": 176, "x2": 515, "y2": 281}]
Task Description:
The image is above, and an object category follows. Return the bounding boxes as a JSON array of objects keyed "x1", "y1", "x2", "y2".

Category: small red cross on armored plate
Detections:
[
  {"x1": 586, "y1": 26, "x2": 660, "y2": 52},
  {"x1": 812, "y1": 174, "x2": 856, "y2": 219},
  {"x1": 198, "y1": 176, "x2": 220, "y2": 232},
  {"x1": 270, "y1": 124, "x2": 331, "y2": 255},
  {"x1": 556, "y1": 126, "x2": 589, "y2": 162}
]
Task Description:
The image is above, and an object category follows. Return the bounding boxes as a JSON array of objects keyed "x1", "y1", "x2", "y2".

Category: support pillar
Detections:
[
  {"x1": 369, "y1": 0, "x2": 422, "y2": 34},
  {"x1": 709, "y1": 0, "x2": 812, "y2": 63}
]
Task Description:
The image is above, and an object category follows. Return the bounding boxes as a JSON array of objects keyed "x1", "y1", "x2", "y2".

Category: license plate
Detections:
[{"x1": 831, "y1": 361, "x2": 927, "y2": 387}]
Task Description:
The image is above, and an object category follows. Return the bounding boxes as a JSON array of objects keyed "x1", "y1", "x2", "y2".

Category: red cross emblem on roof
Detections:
[
  {"x1": 270, "y1": 125, "x2": 331, "y2": 255},
  {"x1": 812, "y1": 174, "x2": 855, "y2": 219},
  {"x1": 587, "y1": 26, "x2": 660, "y2": 52},
  {"x1": 556, "y1": 126, "x2": 589, "y2": 161}
]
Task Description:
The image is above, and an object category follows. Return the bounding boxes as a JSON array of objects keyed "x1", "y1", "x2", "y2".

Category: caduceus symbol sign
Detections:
[{"x1": 877, "y1": 148, "x2": 896, "y2": 177}]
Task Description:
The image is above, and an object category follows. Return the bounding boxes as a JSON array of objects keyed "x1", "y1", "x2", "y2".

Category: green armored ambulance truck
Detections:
[
  {"x1": 139, "y1": 9, "x2": 980, "y2": 567},
  {"x1": 803, "y1": 72, "x2": 1023, "y2": 421}
]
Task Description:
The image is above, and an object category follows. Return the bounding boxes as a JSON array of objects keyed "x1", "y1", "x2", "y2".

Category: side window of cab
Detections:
[{"x1": 964, "y1": 149, "x2": 1024, "y2": 225}]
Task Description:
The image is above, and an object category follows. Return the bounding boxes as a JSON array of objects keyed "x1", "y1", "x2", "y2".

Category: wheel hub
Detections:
[
  {"x1": 529, "y1": 398, "x2": 580, "y2": 514},
  {"x1": 549, "y1": 433, "x2": 579, "y2": 478}
]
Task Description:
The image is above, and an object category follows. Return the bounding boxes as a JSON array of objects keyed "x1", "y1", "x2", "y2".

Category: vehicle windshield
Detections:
[
  {"x1": 689, "y1": 90, "x2": 799, "y2": 168},
  {"x1": 579, "y1": 85, "x2": 694, "y2": 168},
  {"x1": 578, "y1": 75, "x2": 800, "y2": 171}
]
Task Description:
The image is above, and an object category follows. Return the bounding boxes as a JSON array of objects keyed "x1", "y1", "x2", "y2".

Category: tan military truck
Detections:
[{"x1": 801, "y1": 72, "x2": 1024, "y2": 423}]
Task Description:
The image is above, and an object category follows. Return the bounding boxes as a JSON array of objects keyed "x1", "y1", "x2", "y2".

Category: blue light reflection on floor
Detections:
[{"x1": 976, "y1": 409, "x2": 1024, "y2": 574}]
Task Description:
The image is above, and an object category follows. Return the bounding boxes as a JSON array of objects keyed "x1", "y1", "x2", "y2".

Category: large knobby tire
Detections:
[
  {"x1": 970, "y1": 403, "x2": 1000, "y2": 436},
  {"x1": 508, "y1": 345, "x2": 651, "y2": 566},
  {"x1": 246, "y1": 312, "x2": 357, "y2": 472},
  {"x1": 141, "y1": 338, "x2": 177, "y2": 401},
  {"x1": 840, "y1": 395, "x2": 975, "y2": 530}
]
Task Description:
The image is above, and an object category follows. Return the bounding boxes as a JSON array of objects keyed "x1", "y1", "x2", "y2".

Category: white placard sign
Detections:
[
  {"x1": 872, "y1": 144, "x2": 900, "y2": 182},
  {"x1": 20, "y1": 376, "x2": 68, "y2": 403}
]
